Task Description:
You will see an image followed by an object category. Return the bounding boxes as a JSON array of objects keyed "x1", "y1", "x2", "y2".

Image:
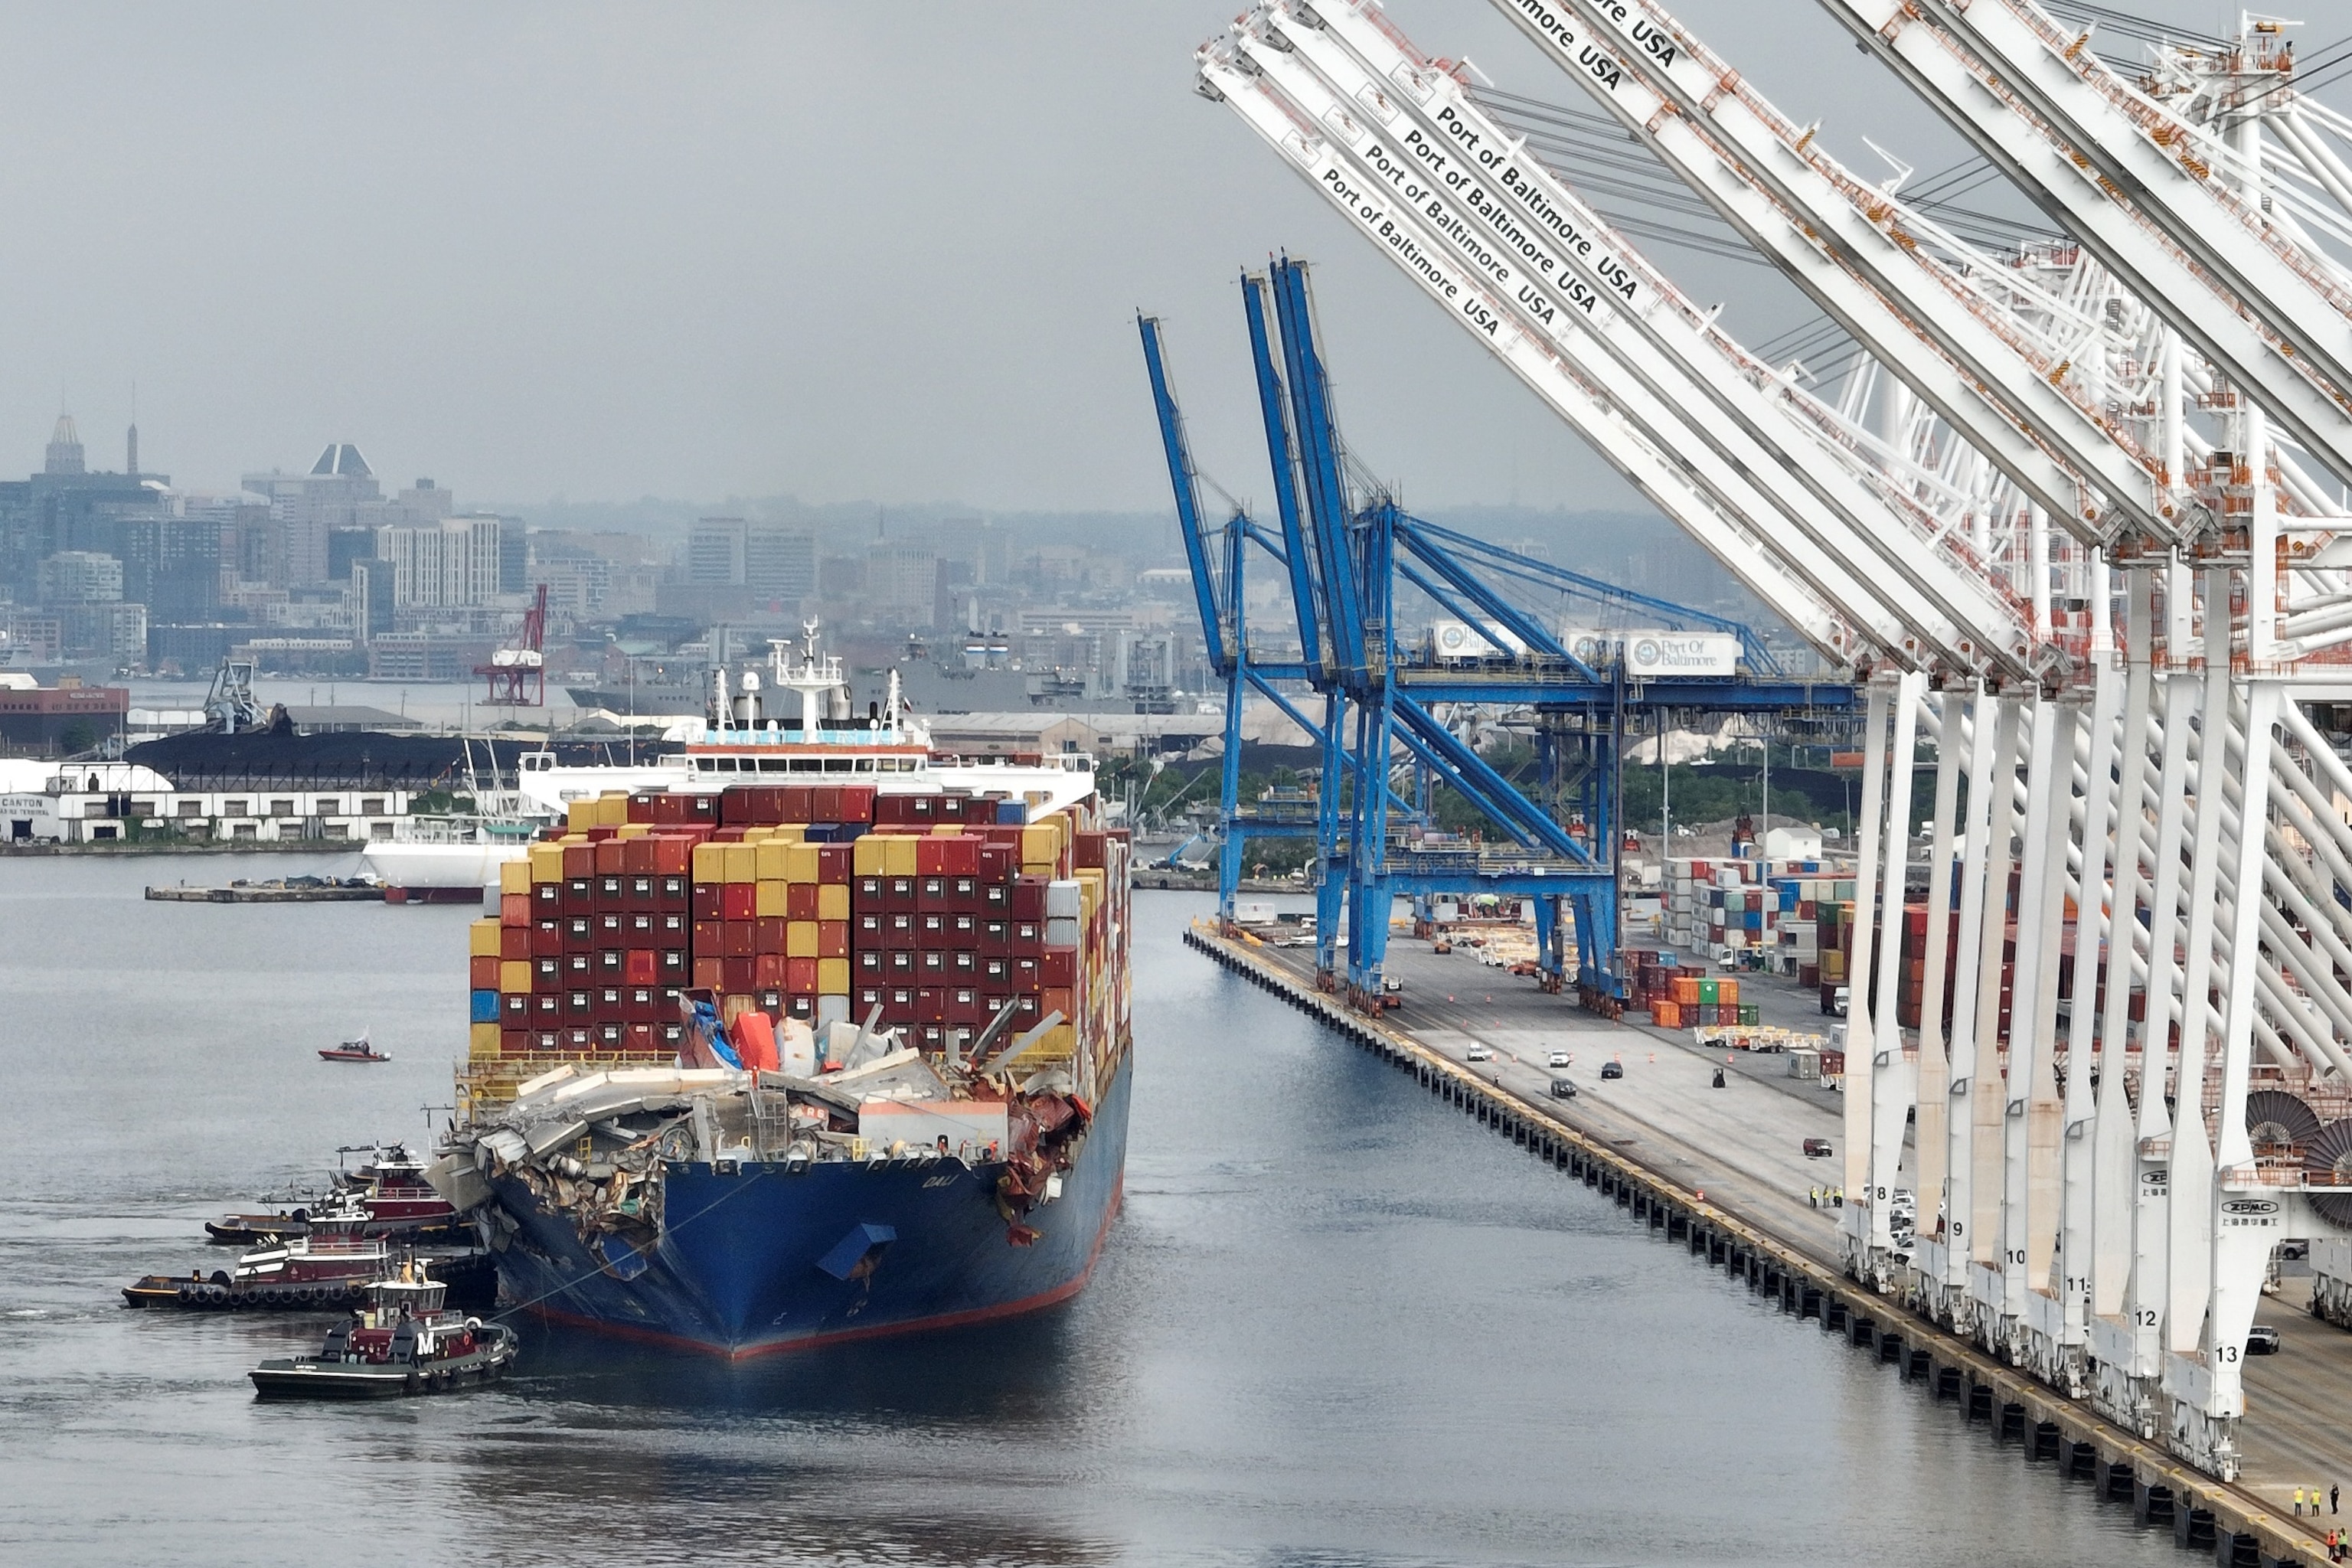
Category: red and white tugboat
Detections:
[{"x1": 249, "y1": 1262, "x2": 518, "y2": 1399}]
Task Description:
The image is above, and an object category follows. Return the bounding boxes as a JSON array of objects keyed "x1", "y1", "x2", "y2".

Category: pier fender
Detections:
[{"x1": 815, "y1": 1222, "x2": 898, "y2": 1282}]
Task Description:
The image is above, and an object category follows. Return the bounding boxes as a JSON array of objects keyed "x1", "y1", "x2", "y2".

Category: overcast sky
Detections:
[{"x1": 0, "y1": 0, "x2": 2270, "y2": 516}]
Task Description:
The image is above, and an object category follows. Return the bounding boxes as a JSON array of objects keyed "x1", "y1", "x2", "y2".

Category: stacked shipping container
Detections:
[{"x1": 465, "y1": 782, "x2": 1129, "y2": 1081}]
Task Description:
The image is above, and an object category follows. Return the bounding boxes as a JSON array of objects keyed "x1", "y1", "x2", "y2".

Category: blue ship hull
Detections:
[{"x1": 488, "y1": 1054, "x2": 1132, "y2": 1357}]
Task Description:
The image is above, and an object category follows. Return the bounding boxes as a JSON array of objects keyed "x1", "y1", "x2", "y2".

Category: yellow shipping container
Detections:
[
  {"x1": 1021, "y1": 822, "x2": 1060, "y2": 865},
  {"x1": 565, "y1": 800, "x2": 594, "y2": 831},
  {"x1": 770, "y1": 825, "x2": 805, "y2": 844},
  {"x1": 617, "y1": 822, "x2": 650, "y2": 840},
  {"x1": 754, "y1": 840, "x2": 790, "y2": 880},
  {"x1": 852, "y1": 835, "x2": 889, "y2": 877},
  {"x1": 723, "y1": 844, "x2": 757, "y2": 883},
  {"x1": 739, "y1": 826, "x2": 770, "y2": 844},
  {"x1": 499, "y1": 959, "x2": 533, "y2": 994},
  {"x1": 816, "y1": 957, "x2": 851, "y2": 995},
  {"x1": 498, "y1": 859, "x2": 531, "y2": 896},
  {"x1": 692, "y1": 842, "x2": 727, "y2": 883},
  {"x1": 786, "y1": 844, "x2": 822, "y2": 884},
  {"x1": 528, "y1": 842, "x2": 565, "y2": 884},
  {"x1": 816, "y1": 884, "x2": 850, "y2": 921},
  {"x1": 884, "y1": 835, "x2": 920, "y2": 877},
  {"x1": 469, "y1": 1022, "x2": 502, "y2": 1061},
  {"x1": 786, "y1": 920, "x2": 820, "y2": 958},
  {"x1": 468, "y1": 918, "x2": 502, "y2": 957},
  {"x1": 755, "y1": 880, "x2": 789, "y2": 918}
]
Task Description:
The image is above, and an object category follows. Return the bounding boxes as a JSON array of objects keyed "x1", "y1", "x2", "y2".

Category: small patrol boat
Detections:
[
  {"x1": 318, "y1": 1032, "x2": 388, "y2": 1064},
  {"x1": 248, "y1": 1262, "x2": 518, "y2": 1400}
]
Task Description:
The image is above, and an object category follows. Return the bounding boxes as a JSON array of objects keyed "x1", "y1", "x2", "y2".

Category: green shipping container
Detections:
[
  {"x1": 1740, "y1": 1003, "x2": 1761, "y2": 1026},
  {"x1": 1697, "y1": 978, "x2": 1720, "y2": 1005}
]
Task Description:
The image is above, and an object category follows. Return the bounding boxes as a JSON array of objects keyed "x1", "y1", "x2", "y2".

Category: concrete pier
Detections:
[{"x1": 1185, "y1": 919, "x2": 2350, "y2": 1568}]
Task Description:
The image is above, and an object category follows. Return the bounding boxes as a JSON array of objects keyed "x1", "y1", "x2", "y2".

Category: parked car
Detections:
[
  {"x1": 1382, "y1": 975, "x2": 1404, "y2": 995},
  {"x1": 1548, "y1": 1078, "x2": 1578, "y2": 1099},
  {"x1": 1824, "y1": 985, "x2": 1851, "y2": 1018},
  {"x1": 2246, "y1": 1325, "x2": 2282, "y2": 1355},
  {"x1": 1465, "y1": 1044, "x2": 1493, "y2": 1063},
  {"x1": 1599, "y1": 1060, "x2": 1625, "y2": 1080},
  {"x1": 1802, "y1": 1137, "x2": 1834, "y2": 1158},
  {"x1": 1547, "y1": 1050, "x2": 1571, "y2": 1069}
]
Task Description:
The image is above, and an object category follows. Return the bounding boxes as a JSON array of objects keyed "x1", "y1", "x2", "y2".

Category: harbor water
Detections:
[{"x1": 0, "y1": 854, "x2": 2173, "y2": 1565}]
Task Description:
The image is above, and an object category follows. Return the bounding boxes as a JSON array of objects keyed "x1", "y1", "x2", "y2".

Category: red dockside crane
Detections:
[{"x1": 479, "y1": 583, "x2": 547, "y2": 706}]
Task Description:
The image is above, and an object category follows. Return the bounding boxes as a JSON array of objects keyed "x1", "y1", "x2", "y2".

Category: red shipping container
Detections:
[
  {"x1": 916, "y1": 837, "x2": 947, "y2": 877},
  {"x1": 949, "y1": 987, "x2": 984, "y2": 1025},
  {"x1": 560, "y1": 916, "x2": 591, "y2": 952},
  {"x1": 939, "y1": 835, "x2": 980, "y2": 877},
  {"x1": 722, "y1": 956, "x2": 756, "y2": 994},
  {"x1": 978, "y1": 845, "x2": 1014, "y2": 884},
  {"x1": 918, "y1": 913, "x2": 947, "y2": 942},
  {"x1": 691, "y1": 883, "x2": 724, "y2": 921},
  {"x1": 886, "y1": 910, "x2": 916, "y2": 939},
  {"x1": 1011, "y1": 878, "x2": 1047, "y2": 920},
  {"x1": 564, "y1": 877, "x2": 594, "y2": 913},
  {"x1": 567, "y1": 988, "x2": 593, "y2": 1018},
  {"x1": 533, "y1": 992, "x2": 562, "y2": 1020},
  {"x1": 949, "y1": 913, "x2": 979, "y2": 946},
  {"x1": 818, "y1": 845, "x2": 851, "y2": 882},
  {"x1": 838, "y1": 784, "x2": 876, "y2": 823},
  {"x1": 885, "y1": 877, "x2": 916, "y2": 909},
  {"x1": 856, "y1": 949, "x2": 884, "y2": 976},
  {"x1": 1010, "y1": 920, "x2": 1043, "y2": 949},
  {"x1": 502, "y1": 1027, "x2": 532, "y2": 1056},
  {"x1": 626, "y1": 1022, "x2": 658, "y2": 1055},
  {"x1": 936, "y1": 794, "x2": 965, "y2": 822},
  {"x1": 753, "y1": 952, "x2": 785, "y2": 987},
  {"x1": 625, "y1": 949, "x2": 658, "y2": 986},
  {"x1": 919, "y1": 948, "x2": 949, "y2": 977},
  {"x1": 593, "y1": 840, "x2": 624, "y2": 876},
  {"x1": 501, "y1": 992, "x2": 530, "y2": 1024},
  {"x1": 724, "y1": 922, "x2": 756, "y2": 958},
  {"x1": 916, "y1": 986, "x2": 946, "y2": 1023},
  {"x1": 652, "y1": 836, "x2": 695, "y2": 876},
  {"x1": 653, "y1": 909, "x2": 687, "y2": 939},
  {"x1": 982, "y1": 955, "x2": 1011, "y2": 983},
  {"x1": 721, "y1": 884, "x2": 757, "y2": 922},
  {"x1": 818, "y1": 920, "x2": 849, "y2": 959},
  {"x1": 499, "y1": 893, "x2": 530, "y2": 928},
  {"x1": 783, "y1": 995, "x2": 815, "y2": 1022},
  {"x1": 979, "y1": 881, "x2": 1011, "y2": 916},
  {"x1": 916, "y1": 876, "x2": 947, "y2": 909},
  {"x1": 563, "y1": 843, "x2": 596, "y2": 879},
  {"x1": 659, "y1": 947, "x2": 688, "y2": 978},
  {"x1": 854, "y1": 874, "x2": 885, "y2": 906},
  {"x1": 980, "y1": 920, "x2": 1010, "y2": 955},
  {"x1": 693, "y1": 918, "x2": 724, "y2": 954},
  {"x1": 595, "y1": 1022, "x2": 623, "y2": 1049},
  {"x1": 856, "y1": 910, "x2": 886, "y2": 942},
  {"x1": 533, "y1": 879, "x2": 562, "y2": 911},
  {"x1": 1042, "y1": 985, "x2": 1076, "y2": 1022},
  {"x1": 812, "y1": 786, "x2": 842, "y2": 821},
  {"x1": 788, "y1": 883, "x2": 820, "y2": 921},
  {"x1": 565, "y1": 950, "x2": 594, "y2": 982},
  {"x1": 1040, "y1": 946, "x2": 1077, "y2": 987},
  {"x1": 949, "y1": 949, "x2": 978, "y2": 977},
  {"x1": 887, "y1": 948, "x2": 916, "y2": 975},
  {"x1": 501, "y1": 924, "x2": 532, "y2": 961},
  {"x1": 787, "y1": 956, "x2": 821, "y2": 994},
  {"x1": 754, "y1": 916, "x2": 787, "y2": 953},
  {"x1": 756, "y1": 988, "x2": 785, "y2": 1013},
  {"x1": 597, "y1": 948, "x2": 626, "y2": 978},
  {"x1": 1013, "y1": 956, "x2": 1041, "y2": 988},
  {"x1": 1073, "y1": 830, "x2": 1106, "y2": 870},
  {"x1": 533, "y1": 955, "x2": 562, "y2": 988}
]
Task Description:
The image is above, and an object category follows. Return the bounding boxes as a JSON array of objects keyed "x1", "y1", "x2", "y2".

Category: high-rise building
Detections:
[
  {"x1": 865, "y1": 540, "x2": 937, "y2": 626},
  {"x1": 688, "y1": 517, "x2": 748, "y2": 585},
  {"x1": 38, "y1": 550, "x2": 123, "y2": 603},
  {"x1": 375, "y1": 514, "x2": 505, "y2": 609},
  {"x1": 744, "y1": 523, "x2": 815, "y2": 602},
  {"x1": 242, "y1": 443, "x2": 382, "y2": 586},
  {"x1": 44, "y1": 415, "x2": 83, "y2": 476}
]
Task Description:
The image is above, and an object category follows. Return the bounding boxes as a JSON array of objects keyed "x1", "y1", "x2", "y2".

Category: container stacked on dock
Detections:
[{"x1": 463, "y1": 784, "x2": 1127, "y2": 1091}]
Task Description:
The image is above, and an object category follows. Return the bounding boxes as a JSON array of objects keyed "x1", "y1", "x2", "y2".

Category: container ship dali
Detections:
[{"x1": 424, "y1": 632, "x2": 1133, "y2": 1356}]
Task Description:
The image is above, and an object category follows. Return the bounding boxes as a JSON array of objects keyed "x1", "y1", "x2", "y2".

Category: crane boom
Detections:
[{"x1": 1478, "y1": 0, "x2": 2200, "y2": 546}]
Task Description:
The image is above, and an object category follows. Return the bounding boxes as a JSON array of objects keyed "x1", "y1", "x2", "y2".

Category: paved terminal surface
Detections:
[{"x1": 1246, "y1": 926, "x2": 2352, "y2": 1521}]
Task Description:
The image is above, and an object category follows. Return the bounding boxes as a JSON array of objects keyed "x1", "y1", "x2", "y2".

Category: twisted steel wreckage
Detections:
[{"x1": 1195, "y1": 0, "x2": 2352, "y2": 1478}]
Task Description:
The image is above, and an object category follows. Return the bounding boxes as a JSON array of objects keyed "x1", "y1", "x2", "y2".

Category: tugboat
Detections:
[
  {"x1": 204, "y1": 1145, "x2": 461, "y2": 1244},
  {"x1": 318, "y1": 1032, "x2": 389, "y2": 1064},
  {"x1": 126, "y1": 1195, "x2": 498, "y2": 1312},
  {"x1": 249, "y1": 1262, "x2": 518, "y2": 1399}
]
